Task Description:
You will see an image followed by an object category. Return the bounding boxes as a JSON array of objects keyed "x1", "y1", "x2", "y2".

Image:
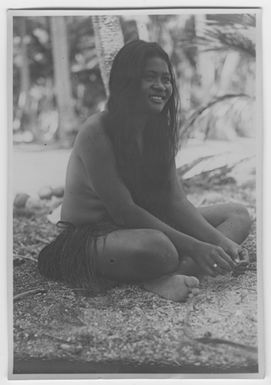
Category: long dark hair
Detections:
[{"x1": 104, "y1": 40, "x2": 179, "y2": 207}]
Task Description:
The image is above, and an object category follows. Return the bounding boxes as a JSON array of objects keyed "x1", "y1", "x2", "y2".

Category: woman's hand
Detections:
[
  {"x1": 219, "y1": 238, "x2": 249, "y2": 264},
  {"x1": 190, "y1": 241, "x2": 237, "y2": 277}
]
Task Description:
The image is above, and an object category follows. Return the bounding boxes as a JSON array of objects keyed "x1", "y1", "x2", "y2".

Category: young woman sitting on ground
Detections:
[{"x1": 38, "y1": 40, "x2": 251, "y2": 302}]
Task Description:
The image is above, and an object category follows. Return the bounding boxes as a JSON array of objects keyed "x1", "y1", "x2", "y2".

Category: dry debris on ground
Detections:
[{"x1": 12, "y1": 180, "x2": 259, "y2": 374}]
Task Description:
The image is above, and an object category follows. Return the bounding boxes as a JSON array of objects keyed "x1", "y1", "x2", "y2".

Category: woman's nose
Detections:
[{"x1": 152, "y1": 80, "x2": 166, "y2": 90}]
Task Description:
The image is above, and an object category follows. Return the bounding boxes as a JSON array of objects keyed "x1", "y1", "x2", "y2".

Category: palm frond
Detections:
[
  {"x1": 179, "y1": 93, "x2": 251, "y2": 140},
  {"x1": 205, "y1": 14, "x2": 256, "y2": 28},
  {"x1": 178, "y1": 14, "x2": 256, "y2": 58},
  {"x1": 202, "y1": 29, "x2": 256, "y2": 57}
]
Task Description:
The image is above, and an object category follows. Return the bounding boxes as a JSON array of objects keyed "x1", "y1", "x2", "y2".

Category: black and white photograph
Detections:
[{"x1": 9, "y1": 8, "x2": 263, "y2": 379}]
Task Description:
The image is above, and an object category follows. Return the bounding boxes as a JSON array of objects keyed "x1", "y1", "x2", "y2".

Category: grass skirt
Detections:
[{"x1": 38, "y1": 220, "x2": 119, "y2": 290}]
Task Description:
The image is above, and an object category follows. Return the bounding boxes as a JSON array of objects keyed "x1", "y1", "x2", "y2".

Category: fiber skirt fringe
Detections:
[{"x1": 38, "y1": 220, "x2": 119, "y2": 290}]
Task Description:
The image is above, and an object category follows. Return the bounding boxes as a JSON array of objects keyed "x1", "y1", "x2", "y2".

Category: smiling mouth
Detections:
[{"x1": 149, "y1": 95, "x2": 165, "y2": 104}]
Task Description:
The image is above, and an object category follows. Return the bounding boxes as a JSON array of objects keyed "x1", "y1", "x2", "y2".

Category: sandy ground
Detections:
[{"x1": 12, "y1": 211, "x2": 258, "y2": 376}]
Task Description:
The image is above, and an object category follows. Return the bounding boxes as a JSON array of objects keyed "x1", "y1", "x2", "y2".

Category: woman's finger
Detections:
[
  {"x1": 230, "y1": 249, "x2": 240, "y2": 264},
  {"x1": 218, "y1": 248, "x2": 236, "y2": 268},
  {"x1": 239, "y1": 248, "x2": 249, "y2": 262},
  {"x1": 213, "y1": 254, "x2": 232, "y2": 271},
  {"x1": 221, "y1": 245, "x2": 239, "y2": 263},
  {"x1": 211, "y1": 249, "x2": 232, "y2": 271},
  {"x1": 205, "y1": 257, "x2": 223, "y2": 276}
]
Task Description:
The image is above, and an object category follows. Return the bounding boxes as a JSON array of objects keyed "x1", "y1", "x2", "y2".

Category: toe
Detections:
[
  {"x1": 184, "y1": 276, "x2": 200, "y2": 288},
  {"x1": 191, "y1": 287, "x2": 200, "y2": 295},
  {"x1": 188, "y1": 287, "x2": 200, "y2": 299}
]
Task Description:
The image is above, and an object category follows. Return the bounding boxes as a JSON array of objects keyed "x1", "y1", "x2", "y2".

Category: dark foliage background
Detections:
[{"x1": 12, "y1": 13, "x2": 256, "y2": 147}]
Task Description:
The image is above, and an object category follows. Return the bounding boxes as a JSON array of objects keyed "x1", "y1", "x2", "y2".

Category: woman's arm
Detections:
[
  {"x1": 77, "y1": 120, "x2": 234, "y2": 275},
  {"x1": 162, "y1": 162, "x2": 224, "y2": 243},
  {"x1": 158, "y1": 161, "x2": 243, "y2": 261},
  {"x1": 78, "y1": 121, "x2": 196, "y2": 255}
]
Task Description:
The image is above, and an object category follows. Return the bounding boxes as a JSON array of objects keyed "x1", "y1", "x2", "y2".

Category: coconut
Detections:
[
  {"x1": 38, "y1": 186, "x2": 53, "y2": 200},
  {"x1": 14, "y1": 193, "x2": 30, "y2": 208},
  {"x1": 52, "y1": 186, "x2": 64, "y2": 198},
  {"x1": 25, "y1": 196, "x2": 45, "y2": 211}
]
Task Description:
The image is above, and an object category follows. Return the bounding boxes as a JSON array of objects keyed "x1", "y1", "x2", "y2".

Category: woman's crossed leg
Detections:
[
  {"x1": 199, "y1": 202, "x2": 251, "y2": 244},
  {"x1": 91, "y1": 203, "x2": 250, "y2": 302},
  {"x1": 93, "y1": 228, "x2": 199, "y2": 302},
  {"x1": 177, "y1": 202, "x2": 251, "y2": 276}
]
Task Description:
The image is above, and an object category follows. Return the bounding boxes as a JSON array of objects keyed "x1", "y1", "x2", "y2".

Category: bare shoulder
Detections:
[
  {"x1": 74, "y1": 111, "x2": 110, "y2": 151},
  {"x1": 79, "y1": 111, "x2": 107, "y2": 139}
]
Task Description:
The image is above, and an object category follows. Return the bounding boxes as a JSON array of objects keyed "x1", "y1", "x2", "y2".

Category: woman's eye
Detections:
[
  {"x1": 144, "y1": 74, "x2": 155, "y2": 81},
  {"x1": 163, "y1": 77, "x2": 171, "y2": 84},
  {"x1": 142, "y1": 74, "x2": 171, "y2": 84}
]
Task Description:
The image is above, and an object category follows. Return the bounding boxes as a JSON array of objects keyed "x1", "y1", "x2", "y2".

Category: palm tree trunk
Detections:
[
  {"x1": 18, "y1": 17, "x2": 30, "y2": 113},
  {"x1": 92, "y1": 15, "x2": 124, "y2": 96},
  {"x1": 134, "y1": 15, "x2": 150, "y2": 41},
  {"x1": 50, "y1": 16, "x2": 76, "y2": 147}
]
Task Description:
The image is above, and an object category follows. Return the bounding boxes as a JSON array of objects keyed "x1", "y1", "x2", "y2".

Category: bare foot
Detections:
[
  {"x1": 143, "y1": 274, "x2": 200, "y2": 302},
  {"x1": 177, "y1": 257, "x2": 203, "y2": 277}
]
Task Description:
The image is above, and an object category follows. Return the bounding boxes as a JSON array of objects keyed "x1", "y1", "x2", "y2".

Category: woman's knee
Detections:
[
  {"x1": 225, "y1": 203, "x2": 251, "y2": 238},
  {"x1": 95, "y1": 229, "x2": 179, "y2": 282},
  {"x1": 227, "y1": 203, "x2": 251, "y2": 224},
  {"x1": 134, "y1": 229, "x2": 179, "y2": 278}
]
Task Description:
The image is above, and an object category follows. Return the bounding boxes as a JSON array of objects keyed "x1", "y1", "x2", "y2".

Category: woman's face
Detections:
[{"x1": 138, "y1": 56, "x2": 173, "y2": 114}]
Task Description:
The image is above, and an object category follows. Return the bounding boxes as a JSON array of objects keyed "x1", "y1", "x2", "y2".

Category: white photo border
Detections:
[{"x1": 1, "y1": 2, "x2": 270, "y2": 384}]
